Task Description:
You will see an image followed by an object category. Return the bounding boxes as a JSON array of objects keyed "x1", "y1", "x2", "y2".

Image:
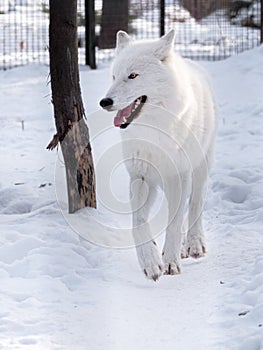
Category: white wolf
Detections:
[{"x1": 100, "y1": 30, "x2": 217, "y2": 281}]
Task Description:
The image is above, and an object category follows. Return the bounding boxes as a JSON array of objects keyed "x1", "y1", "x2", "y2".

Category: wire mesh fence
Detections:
[
  {"x1": 0, "y1": 0, "x2": 85, "y2": 69},
  {"x1": 170, "y1": 0, "x2": 262, "y2": 60},
  {"x1": 94, "y1": 0, "x2": 262, "y2": 64},
  {"x1": 0, "y1": 0, "x2": 49, "y2": 69},
  {"x1": 0, "y1": 0, "x2": 262, "y2": 70}
]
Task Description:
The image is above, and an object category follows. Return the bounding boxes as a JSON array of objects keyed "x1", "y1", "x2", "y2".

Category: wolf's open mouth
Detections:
[{"x1": 114, "y1": 95, "x2": 147, "y2": 129}]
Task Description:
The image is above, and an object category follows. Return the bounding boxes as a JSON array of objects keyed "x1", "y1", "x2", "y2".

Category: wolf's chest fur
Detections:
[{"x1": 120, "y1": 117, "x2": 188, "y2": 182}]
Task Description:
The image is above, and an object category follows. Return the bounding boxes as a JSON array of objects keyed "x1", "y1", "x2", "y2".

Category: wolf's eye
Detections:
[{"x1": 128, "y1": 73, "x2": 138, "y2": 79}]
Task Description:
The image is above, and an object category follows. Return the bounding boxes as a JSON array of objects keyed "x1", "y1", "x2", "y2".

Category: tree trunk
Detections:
[
  {"x1": 99, "y1": 0, "x2": 129, "y2": 49},
  {"x1": 48, "y1": 0, "x2": 96, "y2": 213},
  {"x1": 180, "y1": 0, "x2": 231, "y2": 20}
]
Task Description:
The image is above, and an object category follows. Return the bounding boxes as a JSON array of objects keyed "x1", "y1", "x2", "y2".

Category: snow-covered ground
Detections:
[{"x1": 0, "y1": 45, "x2": 263, "y2": 349}]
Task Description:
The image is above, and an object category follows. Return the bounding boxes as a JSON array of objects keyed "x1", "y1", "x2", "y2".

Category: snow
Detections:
[{"x1": 0, "y1": 45, "x2": 263, "y2": 349}]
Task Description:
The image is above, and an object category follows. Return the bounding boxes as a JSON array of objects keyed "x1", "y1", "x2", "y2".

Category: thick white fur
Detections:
[{"x1": 103, "y1": 30, "x2": 217, "y2": 281}]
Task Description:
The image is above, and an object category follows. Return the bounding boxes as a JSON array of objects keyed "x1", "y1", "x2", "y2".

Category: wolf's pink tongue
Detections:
[
  {"x1": 114, "y1": 103, "x2": 134, "y2": 127},
  {"x1": 114, "y1": 115, "x2": 123, "y2": 127}
]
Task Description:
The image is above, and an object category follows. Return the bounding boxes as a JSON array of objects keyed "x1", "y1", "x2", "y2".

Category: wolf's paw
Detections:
[
  {"x1": 137, "y1": 242, "x2": 164, "y2": 282},
  {"x1": 180, "y1": 241, "x2": 189, "y2": 259},
  {"x1": 187, "y1": 236, "x2": 206, "y2": 259},
  {"x1": 164, "y1": 261, "x2": 181, "y2": 275},
  {"x1": 143, "y1": 263, "x2": 164, "y2": 282},
  {"x1": 162, "y1": 251, "x2": 181, "y2": 275}
]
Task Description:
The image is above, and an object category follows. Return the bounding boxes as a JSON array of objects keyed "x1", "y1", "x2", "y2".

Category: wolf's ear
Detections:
[
  {"x1": 116, "y1": 31, "x2": 131, "y2": 54},
  {"x1": 154, "y1": 29, "x2": 176, "y2": 61}
]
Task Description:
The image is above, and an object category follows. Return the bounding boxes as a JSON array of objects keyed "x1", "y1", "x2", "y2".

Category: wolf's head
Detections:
[{"x1": 99, "y1": 30, "x2": 176, "y2": 129}]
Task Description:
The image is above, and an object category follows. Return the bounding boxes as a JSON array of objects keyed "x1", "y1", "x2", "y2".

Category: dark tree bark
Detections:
[
  {"x1": 180, "y1": 0, "x2": 231, "y2": 20},
  {"x1": 99, "y1": 0, "x2": 129, "y2": 49},
  {"x1": 47, "y1": 0, "x2": 96, "y2": 213}
]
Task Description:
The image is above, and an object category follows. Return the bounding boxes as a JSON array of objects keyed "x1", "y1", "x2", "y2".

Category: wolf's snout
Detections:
[{"x1": 100, "y1": 98, "x2": 113, "y2": 109}]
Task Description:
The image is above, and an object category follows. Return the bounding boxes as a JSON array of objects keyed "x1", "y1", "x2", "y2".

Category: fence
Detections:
[
  {"x1": 92, "y1": 0, "x2": 263, "y2": 66},
  {"x1": 0, "y1": 0, "x2": 262, "y2": 70}
]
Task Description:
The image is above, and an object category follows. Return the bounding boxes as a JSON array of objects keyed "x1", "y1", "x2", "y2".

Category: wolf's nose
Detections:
[{"x1": 100, "y1": 98, "x2": 113, "y2": 109}]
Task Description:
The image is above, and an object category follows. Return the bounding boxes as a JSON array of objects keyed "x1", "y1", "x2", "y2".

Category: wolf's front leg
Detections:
[
  {"x1": 186, "y1": 162, "x2": 208, "y2": 258},
  {"x1": 162, "y1": 174, "x2": 190, "y2": 275},
  {"x1": 131, "y1": 177, "x2": 163, "y2": 281}
]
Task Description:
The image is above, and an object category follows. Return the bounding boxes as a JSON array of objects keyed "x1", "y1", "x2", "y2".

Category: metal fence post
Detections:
[
  {"x1": 160, "y1": 0, "x2": 165, "y2": 36},
  {"x1": 85, "y1": 0, "x2": 96, "y2": 69}
]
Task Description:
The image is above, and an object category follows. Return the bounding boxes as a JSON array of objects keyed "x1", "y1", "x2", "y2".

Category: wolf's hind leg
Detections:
[
  {"x1": 187, "y1": 160, "x2": 208, "y2": 259},
  {"x1": 162, "y1": 173, "x2": 190, "y2": 275},
  {"x1": 180, "y1": 217, "x2": 189, "y2": 259}
]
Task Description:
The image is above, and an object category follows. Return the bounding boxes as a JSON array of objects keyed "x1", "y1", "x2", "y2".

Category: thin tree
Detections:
[
  {"x1": 47, "y1": 0, "x2": 96, "y2": 213},
  {"x1": 99, "y1": 0, "x2": 129, "y2": 49}
]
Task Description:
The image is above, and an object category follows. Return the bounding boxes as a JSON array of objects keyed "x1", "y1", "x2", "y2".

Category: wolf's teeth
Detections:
[{"x1": 123, "y1": 117, "x2": 127, "y2": 122}]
